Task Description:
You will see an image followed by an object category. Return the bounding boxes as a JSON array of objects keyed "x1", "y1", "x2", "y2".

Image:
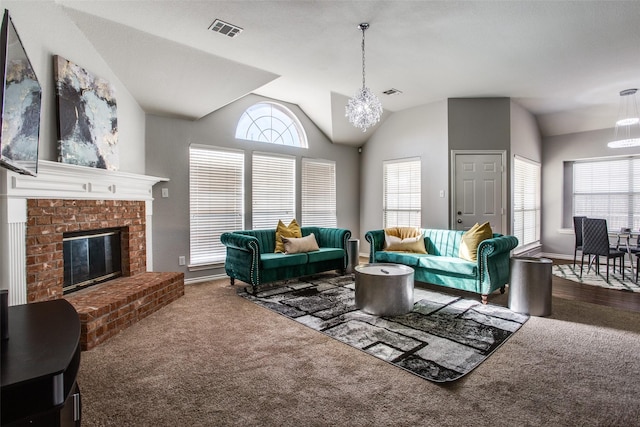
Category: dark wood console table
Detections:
[{"x1": 1, "y1": 299, "x2": 81, "y2": 426}]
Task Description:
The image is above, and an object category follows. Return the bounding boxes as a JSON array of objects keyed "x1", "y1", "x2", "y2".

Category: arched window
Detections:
[{"x1": 235, "y1": 102, "x2": 307, "y2": 148}]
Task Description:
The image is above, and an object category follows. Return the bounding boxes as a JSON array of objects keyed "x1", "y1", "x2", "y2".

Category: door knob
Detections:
[{"x1": 457, "y1": 219, "x2": 462, "y2": 224}]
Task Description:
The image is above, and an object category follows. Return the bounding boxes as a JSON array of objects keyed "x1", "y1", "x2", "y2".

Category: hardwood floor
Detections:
[
  {"x1": 550, "y1": 258, "x2": 640, "y2": 313},
  {"x1": 358, "y1": 256, "x2": 640, "y2": 313}
]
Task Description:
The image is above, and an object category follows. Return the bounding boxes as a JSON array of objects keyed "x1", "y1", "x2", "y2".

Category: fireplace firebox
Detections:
[{"x1": 63, "y1": 228, "x2": 122, "y2": 293}]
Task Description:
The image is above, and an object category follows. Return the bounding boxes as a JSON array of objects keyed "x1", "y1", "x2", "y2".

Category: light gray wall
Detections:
[
  {"x1": 360, "y1": 101, "x2": 449, "y2": 254},
  {"x1": 4, "y1": 1, "x2": 146, "y2": 173},
  {"x1": 510, "y1": 101, "x2": 542, "y2": 243},
  {"x1": 542, "y1": 127, "x2": 640, "y2": 257},
  {"x1": 510, "y1": 101, "x2": 541, "y2": 163},
  {"x1": 146, "y1": 94, "x2": 360, "y2": 281}
]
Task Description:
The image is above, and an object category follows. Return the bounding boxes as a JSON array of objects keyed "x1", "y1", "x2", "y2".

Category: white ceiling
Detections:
[{"x1": 57, "y1": 0, "x2": 640, "y2": 146}]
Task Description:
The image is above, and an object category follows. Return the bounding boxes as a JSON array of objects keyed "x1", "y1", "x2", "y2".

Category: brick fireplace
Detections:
[
  {"x1": 1, "y1": 160, "x2": 168, "y2": 306},
  {"x1": 1, "y1": 161, "x2": 185, "y2": 350},
  {"x1": 26, "y1": 199, "x2": 147, "y2": 302}
]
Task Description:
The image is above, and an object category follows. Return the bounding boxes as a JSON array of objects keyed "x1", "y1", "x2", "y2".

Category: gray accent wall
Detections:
[
  {"x1": 448, "y1": 98, "x2": 511, "y2": 151},
  {"x1": 145, "y1": 94, "x2": 360, "y2": 282},
  {"x1": 541, "y1": 127, "x2": 640, "y2": 257}
]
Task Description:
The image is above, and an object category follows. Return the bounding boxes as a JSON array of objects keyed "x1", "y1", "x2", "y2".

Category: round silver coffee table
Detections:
[{"x1": 354, "y1": 263, "x2": 415, "y2": 316}]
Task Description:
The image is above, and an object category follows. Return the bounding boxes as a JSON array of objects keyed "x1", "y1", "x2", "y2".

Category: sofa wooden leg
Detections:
[
  {"x1": 500, "y1": 286, "x2": 506, "y2": 294},
  {"x1": 229, "y1": 277, "x2": 235, "y2": 286},
  {"x1": 481, "y1": 294, "x2": 488, "y2": 305}
]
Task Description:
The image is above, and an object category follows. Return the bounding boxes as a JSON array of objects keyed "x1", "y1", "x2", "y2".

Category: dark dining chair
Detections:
[
  {"x1": 624, "y1": 230, "x2": 640, "y2": 283},
  {"x1": 580, "y1": 218, "x2": 626, "y2": 282},
  {"x1": 573, "y1": 216, "x2": 587, "y2": 268}
]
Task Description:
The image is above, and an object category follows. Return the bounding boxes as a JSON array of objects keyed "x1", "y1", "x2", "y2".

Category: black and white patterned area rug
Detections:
[
  {"x1": 552, "y1": 264, "x2": 640, "y2": 293},
  {"x1": 238, "y1": 275, "x2": 528, "y2": 383}
]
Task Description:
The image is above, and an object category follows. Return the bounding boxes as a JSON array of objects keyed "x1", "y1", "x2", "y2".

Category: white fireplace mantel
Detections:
[
  {"x1": 1, "y1": 160, "x2": 168, "y2": 201},
  {"x1": 0, "y1": 161, "x2": 169, "y2": 305}
]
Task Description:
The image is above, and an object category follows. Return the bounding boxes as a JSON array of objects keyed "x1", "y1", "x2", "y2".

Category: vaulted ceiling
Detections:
[{"x1": 57, "y1": 0, "x2": 640, "y2": 146}]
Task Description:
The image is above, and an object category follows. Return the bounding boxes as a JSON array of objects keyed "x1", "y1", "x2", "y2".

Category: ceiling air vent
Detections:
[
  {"x1": 383, "y1": 88, "x2": 403, "y2": 96},
  {"x1": 209, "y1": 19, "x2": 243, "y2": 38}
]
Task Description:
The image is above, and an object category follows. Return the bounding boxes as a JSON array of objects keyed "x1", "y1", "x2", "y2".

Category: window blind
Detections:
[
  {"x1": 189, "y1": 146, "x2": 244, "y2": 266},
  {"x1": 383, "y1": 158, "x2": 421, "y2": 228},
  {"x1": 513, "y1": 156, "x2": 541, "y2": 248},
  {"x1": 573, "y1": 156, "x2": 640, "y2": 230},
  {"x1": 301, "y1": 158, "x2": 337, "y2": 227},
  {"x1": 252, "y1": 153, "x2": 295, "y2": 229}
]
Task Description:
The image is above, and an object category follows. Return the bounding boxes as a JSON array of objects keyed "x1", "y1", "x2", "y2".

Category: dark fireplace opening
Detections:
[{"x1": 63, "y1": 228, "x2": 122, "y2": 294}]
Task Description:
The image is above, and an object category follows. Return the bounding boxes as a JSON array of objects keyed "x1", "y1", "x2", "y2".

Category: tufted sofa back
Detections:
[{"x1": 234, "y1": 227, "x2": 321, "y2": 253}]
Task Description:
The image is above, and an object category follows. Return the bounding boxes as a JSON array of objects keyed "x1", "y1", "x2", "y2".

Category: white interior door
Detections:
[{"x1": 453, "y1": 152, "x2": 505, "y2": 233}]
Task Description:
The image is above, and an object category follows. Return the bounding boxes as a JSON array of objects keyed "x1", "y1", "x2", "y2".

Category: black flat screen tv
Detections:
[{"x1": 0, "y1": 9, "x2": 41, "y2": 176}]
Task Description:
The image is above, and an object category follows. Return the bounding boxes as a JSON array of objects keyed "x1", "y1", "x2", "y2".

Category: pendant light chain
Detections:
[
  {"x1": 345, "y1": 22, "x2": 383, "y2": 132},
  {"x1": 361, "y1": 26, "x2": 366, "y2": 90}
]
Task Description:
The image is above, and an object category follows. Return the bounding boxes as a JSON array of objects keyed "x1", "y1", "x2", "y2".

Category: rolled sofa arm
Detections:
[
  {"x1": 220, "y1": 232, "x2": 261, "y2": 287},
  {"x1": 365, "y1": 229, "x2": 386, "y2": 263},
  {"x1": 477, "y1": 234, "x2": 519, "y2": 293},
  {"x1": 220, "y1": 232, "x2": 260, "y2": 252},
  {"x1": 317, "y1": 228, "x2": 352, "y2": 250}
]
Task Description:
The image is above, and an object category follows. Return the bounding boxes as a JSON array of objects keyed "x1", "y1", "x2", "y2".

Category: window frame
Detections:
[
  {"x1": 301, "y1": 158, "x2": 337, "y2": 227},
  {"x1": 188, "y1": 145, "x2": 244, "y2": 267},
  {"x1": 513, "y1": 155, "x2": 541, "y2": 251},
  {"x1": 568, "y1": 155, "x2": 640, "y2": 231},
  {"x1": 383, "y1": 157, "x2": 422, "y2": 228},
  {"x1": 235, "y1": 102, "x2": 308, "y2": 148},
  {"x1": 251, "y1": 152, "x2": 296, "y2": 230}
]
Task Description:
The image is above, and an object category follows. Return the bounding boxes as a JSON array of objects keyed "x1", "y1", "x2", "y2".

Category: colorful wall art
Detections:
[
  {"x1": 0, "y1": 9, "x2": 42, "y2": 176},
  {"x1": 54, "y1": 55, "x2": 118, "y2": 170}
]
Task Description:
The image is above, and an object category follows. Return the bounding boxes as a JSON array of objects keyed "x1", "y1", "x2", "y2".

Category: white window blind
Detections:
[
  {"x1": 513, "y1": 156, "x2": 541, "y2": 248},
  {"x1": 383, "y1": 158, "x2": 421, "y2": 228},
  {"x1": 189, "y1": 146, "x2": 244, "y2": 266},
  {"x1": 573, "y1": 156, "x2": 640, "y2": 230},
  {"x1": 252, "y1": 153, "x2": 295, "y2": 229},
  {"x1": 302, "y1": 158, "x2": 337, "y2": 227}
]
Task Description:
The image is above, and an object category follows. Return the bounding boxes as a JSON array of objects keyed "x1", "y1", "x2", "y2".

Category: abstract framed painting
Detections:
[{"x1": 54, "y1": 55, "x2": 118, "y2": 170}]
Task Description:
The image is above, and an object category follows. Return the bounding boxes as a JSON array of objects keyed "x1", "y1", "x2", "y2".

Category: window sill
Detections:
[{"x1": 513, "y1": 242, "x2": 542, "y2": 256}]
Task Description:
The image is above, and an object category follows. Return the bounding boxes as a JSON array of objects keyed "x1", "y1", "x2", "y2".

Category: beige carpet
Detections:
[{"x1": 78, "y1": 278, "x2": 640, "y2": 426}]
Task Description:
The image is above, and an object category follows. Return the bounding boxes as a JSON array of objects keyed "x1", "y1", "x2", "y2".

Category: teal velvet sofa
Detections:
[
  {"x1": 365, "y1": 228, "x2": 518, "y2": 303},
  {"x1": 221, "y1": 227, "x2": 351, "y2": 292}
]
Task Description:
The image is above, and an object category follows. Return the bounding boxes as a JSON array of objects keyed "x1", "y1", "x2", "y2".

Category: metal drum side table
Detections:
[
  {"x1": 347, "y1": 238, "x2": 360, "y2": 274},
  {"x1": 508, "y1": 256, "x2": 552, "y2": 316},
  {"x1": 355, "y1": 263, "x2": 414, "y2": 316}
]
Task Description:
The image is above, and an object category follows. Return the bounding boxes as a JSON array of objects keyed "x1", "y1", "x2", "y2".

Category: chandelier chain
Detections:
[
  {"x1": 345, "y1": 22, "x2": 382, "y2": 132},
  {"x1": 361, "y1": 26, "x2": 366, "y2": 89}
]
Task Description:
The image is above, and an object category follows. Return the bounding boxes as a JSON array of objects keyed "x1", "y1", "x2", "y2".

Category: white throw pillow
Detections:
[{"x1": 282, "y1": 233, "x2": 320, "y2": 254}]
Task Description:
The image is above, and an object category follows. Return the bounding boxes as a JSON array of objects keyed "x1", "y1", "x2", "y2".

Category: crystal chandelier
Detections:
[
  {"x1": 345, "y1": 23, "x2": 383, "y2": 132},
  {"x1": 608, "y1": 88, "x2": 640, "y2": 148}
]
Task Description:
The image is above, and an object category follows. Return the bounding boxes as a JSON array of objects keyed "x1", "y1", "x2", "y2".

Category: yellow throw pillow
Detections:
[
  {"x1": 275, "y1": 219, "x2": 302, "y2": 253},
  {"x1": 384, "y1": 233, "x2": 427, "y2": 254},
  {"x1": 282, "y1": 233, "x2": 320, "y2": 254},
  {"x1": 459, "y1": 222, "x2": 493, "y2": 261},
  {"x1": 384, "y1": 227, "x2": 421, "y2": 240}
]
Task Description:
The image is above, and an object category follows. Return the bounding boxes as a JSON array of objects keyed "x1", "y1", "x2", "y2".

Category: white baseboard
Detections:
[{"x1": 185, "y1": 273, "x2": 228, "y2": 285}]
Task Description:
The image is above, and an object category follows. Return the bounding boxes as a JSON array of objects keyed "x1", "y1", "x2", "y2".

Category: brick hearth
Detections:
[
  {"x1": 26, "y1": 199, "x2": 147, "y2": 302},
  {"x1": 64, "y1": 272, "x2": 184, "y2": 351},
  {"x1": 24, "y1": 198, "x2": 184, "y2": 350}
]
